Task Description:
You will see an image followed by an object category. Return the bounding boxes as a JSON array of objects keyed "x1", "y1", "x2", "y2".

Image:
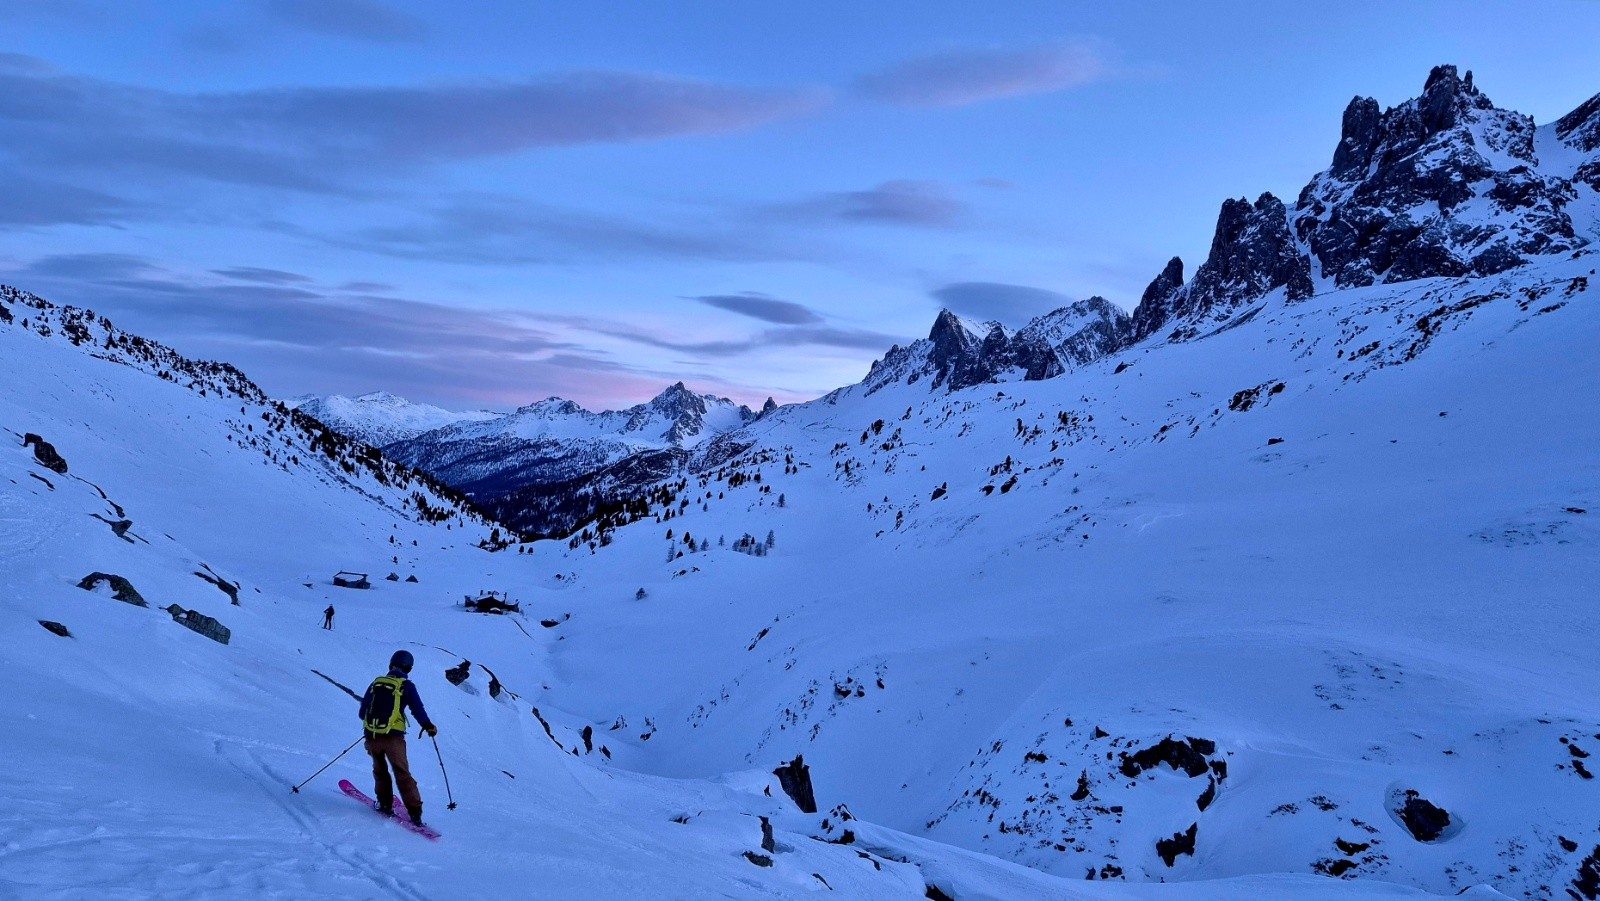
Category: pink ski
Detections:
[{"x1": 338, "y1": 778, "x2": 441, "y2": 840}]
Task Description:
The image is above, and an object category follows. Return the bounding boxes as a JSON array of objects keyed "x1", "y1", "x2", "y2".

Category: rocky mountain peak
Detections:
[
  {"x1": 1331, "y1": 96, "x2": 1384, "y2": 178},
  {"x1": 519, "y1": 397, "x2": 584, "y2": 416},
  {"x1": 1130, "y1": 257, "x2": 1185, "y2": 343},
  {"x1": 1130, "y1": 192, "x2": 1312, "y2": 343},
  {"x1": 647, "y1": 381, "x2": 704, "y2": 417},
  {"x1": 863, "y1": 300, "x2": 1131, "y2": 396},
  {"x1": 1418, "y1": 64, "x2": 1491, "y2": 137},
  {"x1": 1291, "y1": 64, "x2": 1584, "y2": 291}
]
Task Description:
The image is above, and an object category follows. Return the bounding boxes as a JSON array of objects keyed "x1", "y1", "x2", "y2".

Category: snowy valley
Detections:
[{"x1": 3, "y1": 65, "x2": 1599, "y2": 900}]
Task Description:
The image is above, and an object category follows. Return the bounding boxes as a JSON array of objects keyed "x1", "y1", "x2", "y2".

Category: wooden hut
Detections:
[{"x1": 332, "y1": 571, "x2": 371, "y2": 590}]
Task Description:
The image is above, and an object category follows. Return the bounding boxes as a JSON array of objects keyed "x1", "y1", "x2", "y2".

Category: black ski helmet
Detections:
[{"x1": 389, "y1": 649, "x2": 415, "y2": 672}]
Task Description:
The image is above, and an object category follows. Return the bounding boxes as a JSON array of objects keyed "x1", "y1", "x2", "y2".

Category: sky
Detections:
[{"x1": 2, "y1": 0, "x2": 1598, "y2": 411}]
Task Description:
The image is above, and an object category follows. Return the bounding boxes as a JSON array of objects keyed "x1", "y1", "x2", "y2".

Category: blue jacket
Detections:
[{"x1": 358, "y1": 667, "x2": 433, "y2": 734}]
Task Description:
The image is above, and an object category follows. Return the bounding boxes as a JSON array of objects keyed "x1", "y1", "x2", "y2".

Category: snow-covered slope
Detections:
[
  {"x1": 526, "y1": 248, "x2": 1599, "y2": 898},
  {"x1": 290, "y1": 391, "x2": 502, "y2": 448},
  {"x1": 1, "y1": 285, "x2": 1479, "y2": 900}
]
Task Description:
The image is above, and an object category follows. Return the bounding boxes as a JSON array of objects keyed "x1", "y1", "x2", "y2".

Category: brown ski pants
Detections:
[{"x1": 365, "y1": 732, "x2": 423, "y2": 818}]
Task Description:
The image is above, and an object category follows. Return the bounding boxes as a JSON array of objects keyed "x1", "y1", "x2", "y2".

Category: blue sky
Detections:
[{"x1": 3, "y1": 0, "x2": 1598, "y2": 409}]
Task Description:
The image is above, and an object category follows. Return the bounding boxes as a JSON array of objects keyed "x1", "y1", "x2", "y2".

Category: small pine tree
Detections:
[
  {"x1": 636, "y1": 587, "x2": 647, "y2": 600},
  {"x1": 777, "y1": 493, "x2": 786, "y2": 507},
  {"x1": 765, "y1": 530, "x2": 776, "y2": 549}
]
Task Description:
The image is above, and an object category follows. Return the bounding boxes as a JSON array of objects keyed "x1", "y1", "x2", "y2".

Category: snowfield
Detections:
[{"x1": 3, "y1": 244, "x2": 1595, "y2": 898}]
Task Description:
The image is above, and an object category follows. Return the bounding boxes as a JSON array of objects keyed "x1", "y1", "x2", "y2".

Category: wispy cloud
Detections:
[
  {"x1": 689, "y1": 292, "x2": 824, "y2": 325},
  {"x1": 212, "y1": 266, "x2": 314, "y2": 284},
  {"x1": 578, "y1": 316, "x2": 904, "y2": 358},
  {"x1": 762, "y1": 180, "x2": 965, "y2": 228},
  {"x1": 855, "y1": 41, "x2": 1113, "y2": 108},
  {"x1": 0, "y1": 57, "x2": 825, "y2": 196},
  {"x1": 5, "y1": 254, "x2": 656, "y2": 407},
  {"x1": 6, "y1": 254, "x2": 859, "y2": 408},
  {"x1": 931, "y1": 281, "x2": 1073, "y2": 325},
  {"x1": 345, "y1": 195, "x2": 785, "y2": 264},
  {"x1": 0, "y1": 174, "x2": 137, "y2": 227},
  {"x1": 262, "y1": 0, "x2": 427, "y2": 43}
]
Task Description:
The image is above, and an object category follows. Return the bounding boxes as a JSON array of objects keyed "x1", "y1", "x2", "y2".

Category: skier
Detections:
[
  {"x1": 358, "y1": 650, "x2": 437, "y2": 826},
  {"x1": 322, "y1": 605, "x2": 335, "y2": 630}
]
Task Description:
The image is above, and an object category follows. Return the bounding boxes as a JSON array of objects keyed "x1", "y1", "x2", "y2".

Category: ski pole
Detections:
[
  {"x1": 431, "y1": 734, "x2": 458, "y2": 810},
  {"x1": 290, "y1": 735, "x2": 364, "y2": 794}
]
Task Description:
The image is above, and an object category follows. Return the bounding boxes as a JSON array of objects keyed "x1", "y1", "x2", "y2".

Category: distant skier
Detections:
[
  {"x1": 322, "y1": 605, "x2": 335, "y2": 630},
  {"x1": 358, "y1": 650, "x2": 437, "y2": 826}
]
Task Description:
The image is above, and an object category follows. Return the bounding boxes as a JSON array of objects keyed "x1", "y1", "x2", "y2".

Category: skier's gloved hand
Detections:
[{"x1": 423, "y1": 724, "x2": 438, "y2": 737}]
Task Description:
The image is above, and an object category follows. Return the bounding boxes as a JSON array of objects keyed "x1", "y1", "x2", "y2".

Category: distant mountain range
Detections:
[{"x1": 295, "y1": 383, "x2": 770, "y2": 535}]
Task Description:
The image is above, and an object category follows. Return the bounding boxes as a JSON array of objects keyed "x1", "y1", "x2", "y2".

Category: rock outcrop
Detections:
[
  {"x1": 77, "y1": 572, "x2": 147, "y2": 607},
  {"x1": 773, "y1": 755, "x2": 818, "y2": 813},
  {"x1": 164, "y1": 605, "x2": 231, "y2": 645},
  {"x1": 24, "y1": 433, "x2": 68, "y2": 474}
]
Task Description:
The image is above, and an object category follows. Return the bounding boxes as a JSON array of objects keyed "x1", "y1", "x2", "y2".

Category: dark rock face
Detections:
[
  {"x1": 163, "y1": 605, "x2": 231, "y2": 644},
  {"x1": 77, "y1": 572, "x2": 147, "y2": 607},
  {"x1": 925, "y1": 310, "x2": 1062, "y2": 392},
  {"x1": 1295, "y1": 65, "x2": 1584, "y2": 290},
  {"x1": 1188, "y1": 193, "x2": 1313, "y2": 316},
  {"x1": 1331, "y1": 96, "x2": 1383, "y2": 178},
  {"x1": 1130, "y1": 192, "x2": 1312, "y2": 343},
  {"x1": 193, "y1": 569, "x2": 241, "y2": 605},
  {"x1": 773, "y1": 755, "x2": 818, "y2": 813},
  {"x1": 1556, "y1": 91, "x2": 1600, "y2": 153},
  {"x1": 1395, "y1": 790, "x2": 1451, "y2": 842},
  {"x1": 1129, "y1": 257, "x2": 1184, "y2": 343},
  {"x1": 1119, "y1": 735, "x2": 1215, "y2": 779},
  {"x1": 23, "y1": 433, "x2": 68, "y2": 474},
  {"x1": 1156, "y1": 822, "x2": 1198, "y2": 867},
  {"x1": 444, "y1": 660, "x2": 472, "y2": 686},
  {"x1": 38, "y1": 620, "x2": 72, "y2": 637}
]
